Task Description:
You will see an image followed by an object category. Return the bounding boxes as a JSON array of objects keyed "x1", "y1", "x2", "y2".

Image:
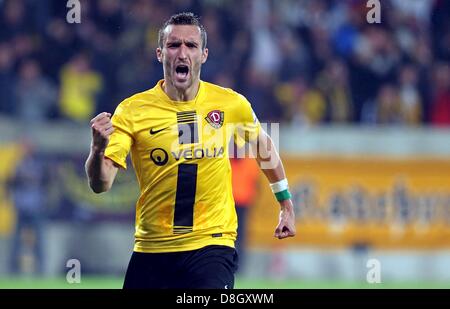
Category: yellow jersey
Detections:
[{"x1": 105, "y1": 80, "x2": 261, "y2": 253}]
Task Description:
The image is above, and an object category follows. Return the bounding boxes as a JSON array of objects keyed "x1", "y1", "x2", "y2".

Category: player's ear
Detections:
[
  {"x1": 156, "y1": 47, "x2": 162, "y2": 63},
  {"x1": 201, "y1": 48, "x2": 208, "y2": 64}
]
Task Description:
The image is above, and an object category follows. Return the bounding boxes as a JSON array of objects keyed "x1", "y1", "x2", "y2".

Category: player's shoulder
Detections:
[
  {"x1": 122, "y1": 88, "x2": 160, "y2": 106},
  {"x1": 116, "y1": 88, "x2": 160, "y2": 111},
  {"x1": 202, "y1": 81, "x2": 249, "y2": 104}
]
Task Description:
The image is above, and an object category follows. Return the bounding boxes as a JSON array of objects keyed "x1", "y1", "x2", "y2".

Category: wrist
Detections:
[
  {"x1": 279, "y1": 199, "x2": 293, "y2": 210},
  {"x1": 270, "y1": 178, "x2": 292, "y2": 202},
  {"x1": 91, "y1": 144, "x2": 105, "y2": 156},
  {"x1": 274, "y1": 189, "x2": 292, "y2": 202}
]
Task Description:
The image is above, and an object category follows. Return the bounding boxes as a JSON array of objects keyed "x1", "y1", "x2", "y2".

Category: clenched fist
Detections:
[{"x1": 90, "y1": 112, "x2": 114, "y2": 153}]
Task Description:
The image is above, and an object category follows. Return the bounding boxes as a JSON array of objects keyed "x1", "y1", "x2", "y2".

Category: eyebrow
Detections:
[{"x1": 166, "y1": 39, "x2": 199, "y2": 46}]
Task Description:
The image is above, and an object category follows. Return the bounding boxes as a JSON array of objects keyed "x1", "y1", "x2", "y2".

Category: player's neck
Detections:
[{"x1": 162, "y1": 79, "x2": 200, "y2": 102}]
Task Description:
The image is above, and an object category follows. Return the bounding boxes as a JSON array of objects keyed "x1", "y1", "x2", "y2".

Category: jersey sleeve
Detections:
[
  {"x1": 233, "y1": 94, "x2": 262, "y2": 148},
  {"x1": 104, "y1": 101, "x2": 133, "y2": 169}
]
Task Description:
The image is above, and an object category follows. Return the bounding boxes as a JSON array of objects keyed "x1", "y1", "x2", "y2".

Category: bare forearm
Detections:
[
  {"x1": 257, "y1": 146, "x2": 293, "y2": 212},
  {"x1": 254, "y1": 130, "x2": 296, "y2": 238},
  {"x1": 85, "y1": 148, "x2": 114, "y2": 193},
  {"x1": 258, "y1": 154, "x2": 285, "y2": 183},
  {"x1": 255, "y1": 134, "x2": 286, "y2": 183},
  {"x1": 86, "y1": 112, "x2": 117, "y2": 193}
]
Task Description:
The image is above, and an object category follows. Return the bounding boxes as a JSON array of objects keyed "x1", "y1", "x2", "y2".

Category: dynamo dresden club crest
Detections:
[{"x1": 205, "y1": 110, "x2": 224, "y2": 129}]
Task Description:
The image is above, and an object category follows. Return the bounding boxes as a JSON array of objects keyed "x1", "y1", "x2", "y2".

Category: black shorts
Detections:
[{"x1": 123, "y1": 245, "x2": 239, "y2": 289}]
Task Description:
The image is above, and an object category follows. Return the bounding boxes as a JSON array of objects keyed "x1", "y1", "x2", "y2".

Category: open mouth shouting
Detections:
[{"x1": 175, "y1": 64, "x2": 189, "y2": 82}]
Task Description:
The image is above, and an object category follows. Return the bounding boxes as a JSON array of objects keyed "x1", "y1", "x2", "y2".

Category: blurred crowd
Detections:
[{"x1": 0, "y1": 0, "x2": 449, "y2": 126}]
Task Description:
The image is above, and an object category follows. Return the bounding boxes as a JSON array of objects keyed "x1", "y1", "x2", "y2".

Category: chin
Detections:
[{"x1": 174, "y1": 79, "x2": 191, "y2": 90}]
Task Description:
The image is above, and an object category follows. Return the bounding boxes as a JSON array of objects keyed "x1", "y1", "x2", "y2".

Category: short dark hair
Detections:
[{"x1": 158, "y1": 12, "x2": 207, "y2": 50}]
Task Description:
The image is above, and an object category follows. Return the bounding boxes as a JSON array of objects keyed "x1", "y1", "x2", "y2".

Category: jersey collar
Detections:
[{"x1": 155, "y1": 79, "x2": 205, "y2": 105}]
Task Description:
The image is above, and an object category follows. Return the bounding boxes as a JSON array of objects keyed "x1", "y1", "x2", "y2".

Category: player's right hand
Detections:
[{"x1": 90, "y1": 112, "x2": 114, "y2": 153}]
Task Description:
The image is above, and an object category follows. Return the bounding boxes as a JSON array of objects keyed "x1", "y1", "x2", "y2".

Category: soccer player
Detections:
[{"x1": 85, "y1": 12, "x2": 296, "y2": 289}]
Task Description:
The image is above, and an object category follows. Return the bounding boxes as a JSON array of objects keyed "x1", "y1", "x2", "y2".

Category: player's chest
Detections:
[{"x1": 133, "y1": 107, "x2": 234, "y2": 150}]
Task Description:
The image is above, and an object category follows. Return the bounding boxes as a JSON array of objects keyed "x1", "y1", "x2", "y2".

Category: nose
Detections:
[{"x1": 178, "y1": 44, "x2": 188, "y2": 61}]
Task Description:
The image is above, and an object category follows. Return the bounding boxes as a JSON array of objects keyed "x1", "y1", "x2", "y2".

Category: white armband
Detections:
[{"x1": 270, "y1": 179, "x2": 289, "y2": 193}]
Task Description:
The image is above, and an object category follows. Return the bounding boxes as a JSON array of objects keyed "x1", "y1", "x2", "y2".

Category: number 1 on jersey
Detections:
[{"x1": 173, "y1": 163, "x2": 198, "y2": 234}]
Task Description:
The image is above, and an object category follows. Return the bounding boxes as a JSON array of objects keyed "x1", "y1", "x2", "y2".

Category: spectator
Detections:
[
  {"x1": 431, "y1": 62, "x2": 450, "y2": 126},
  {"x1": 376, "y1": 84, "x2": 402, "y2": 125},
  {"x1": 361, "y1": 84, "x2": 400, "y2": 125},
  {"x1": 59, "y1": 52, "x2": 103, "y2": 123},
  {"x1": 15, "y1": 59, "x2": 58, "y2": 122},
  {"x1": 297, "y1": 85, "x2": 327, "y2": 126},
  {"x1": 8, "y1": 140, "x2": 47, "y2": 275},
  {"x1": 316, "y1": 59, "x2": 353, "y2": 123},
  {"x1": 0, "y1": 0, "x2": 448, "y2": 127},
  {"x1": 398, "y1": 64, "x2": 423, "y2": 125},
  {"x1": 0, "y1": 0, "x2": 30, "y2": 40},
  {"x1": 0, "y1": 43, "x2": 16, "y2": 115}
]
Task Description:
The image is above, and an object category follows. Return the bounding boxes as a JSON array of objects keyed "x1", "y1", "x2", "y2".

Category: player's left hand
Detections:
[{"x1": 274, "y1": 199, "x2": 296, "y2": 239}]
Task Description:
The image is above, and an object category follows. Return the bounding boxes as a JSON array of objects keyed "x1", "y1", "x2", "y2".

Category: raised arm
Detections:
[
  {"x1": 253, "y1": 128, "x2": 296, "y2": 239},
  {"x1": 85, "y1": 112, "x2": 119, "y2": 193}
]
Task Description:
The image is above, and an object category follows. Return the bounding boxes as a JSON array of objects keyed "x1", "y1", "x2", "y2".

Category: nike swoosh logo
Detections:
[{"x1": 150, "y1": 127, "x2": 168, "y2": 135}]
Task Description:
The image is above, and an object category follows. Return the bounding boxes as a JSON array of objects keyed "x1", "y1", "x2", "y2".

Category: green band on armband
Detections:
[{"x1": 275, "y1": 189, "x2": 292, "y2": 202}]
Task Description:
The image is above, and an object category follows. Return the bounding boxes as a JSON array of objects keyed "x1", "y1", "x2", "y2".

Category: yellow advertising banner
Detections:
[{"x1": 248, "y1": 155, "x2": 450, "y2": 249}]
